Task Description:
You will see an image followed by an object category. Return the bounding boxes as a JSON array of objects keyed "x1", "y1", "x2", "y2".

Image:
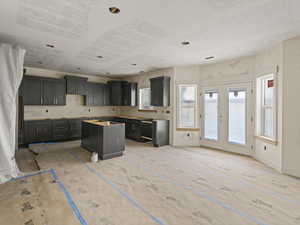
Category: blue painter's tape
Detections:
[
  {"x1": 11, "y1": 169, "x2": 52, "y2": 181},
  {"x1": 10, "y1": 169, "x2": 88, "y2": 225},
  {"x1": 130, "y1": 163, "x2": 269, "y2": 225},
  {"x1": 50, "y1": 169, "x2": 88, "y2": 225},
  {"x1": 70, "y1": 152, "x2": 166, "y2": 225}
]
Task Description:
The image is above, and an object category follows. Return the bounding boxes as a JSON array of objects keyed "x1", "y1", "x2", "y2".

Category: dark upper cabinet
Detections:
[
  {"x1": 123, "y1": 82, "x2": 137, "y2": 106},
  {"x1": 20, "y1": 76, "x2": 42, "y2": 105},
  {"x1": 150, "y1": 76, "x2": 170, "y2": 107},
  {"x1": 85, "y1": 82, "x2": 106, "y2": 106},
  {"x1": 103, "y1": 84, "x2": 110, "y2": 106},
  {"x1": 65, "y1": 76, "x2": 87, "y2": 95},
  {"x1": 20, "y1": 76, "x2": 66, "y2": 106},
  {"x1": 43, "y1": 78, "x2": 66, "y2": 105},
  {"x1": 24, "y1": 120, "x2": 52, "y2": 144},
  {"x1": 108, "y1": 81, "x2": 127, "y2": 106}
]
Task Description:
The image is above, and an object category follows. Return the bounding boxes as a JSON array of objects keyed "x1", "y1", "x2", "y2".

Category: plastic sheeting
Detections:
[{"x1": 0, "y1": 43, "x2": 25, "y2": 183}]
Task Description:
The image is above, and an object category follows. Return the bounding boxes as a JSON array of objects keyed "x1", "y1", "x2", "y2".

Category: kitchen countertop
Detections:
[
  {"x1": 25, "y1": 115, "x2": 158, "y2": 121},
  {"x1": 117, "y1": 115, "x2": 152, "y2": 120},
  {"x1": 83, "y1": 120, "x2": 113, "y2": 127}
]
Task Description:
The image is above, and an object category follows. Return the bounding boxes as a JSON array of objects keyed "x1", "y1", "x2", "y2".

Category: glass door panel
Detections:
[
  {"x1": 228, "y1": 89, "x2": 246, "y2": 145},
  {"x1": 204, "y1": 91, "x2": 219, "y2": 140}
]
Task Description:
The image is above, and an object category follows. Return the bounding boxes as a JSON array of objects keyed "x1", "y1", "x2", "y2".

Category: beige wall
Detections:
[
  {"x1": 282, "y1": 37, "x2": 300, "y2": 178},
  {"x1": 23, "y1": 67, "x2": 119, "y2": 120}
]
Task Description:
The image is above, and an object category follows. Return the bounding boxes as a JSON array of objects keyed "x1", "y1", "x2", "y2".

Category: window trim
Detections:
[
  {"x1": 256, "y1": 74, "x2": 277, "y2": 141},
  {"x1": 177, "y1": 84, "x2": 198, "y2": 129}
]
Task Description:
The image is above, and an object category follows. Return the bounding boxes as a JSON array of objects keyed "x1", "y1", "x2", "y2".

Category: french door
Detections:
[{"x1": 200, "y1": 83, "x2": 253, "y2": 155}]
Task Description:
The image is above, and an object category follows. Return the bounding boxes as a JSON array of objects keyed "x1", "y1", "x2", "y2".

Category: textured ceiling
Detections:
[{"x1": 0, "y1": 0, "x2": 300, "y2": 76}]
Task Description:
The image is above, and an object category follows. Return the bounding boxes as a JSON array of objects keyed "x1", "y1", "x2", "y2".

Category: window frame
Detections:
[
  {"x1": 177, "y1": 84, "x2": 198, "y2": 130},
  {"x1": 138, "y1": 87, "x2": 154, "y2": 111},
  {"x1": 256, "y1": 74, "x2": 277, "y2": 141}
]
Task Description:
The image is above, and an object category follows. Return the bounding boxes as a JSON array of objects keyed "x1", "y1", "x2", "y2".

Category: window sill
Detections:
[
  {"x1": 138, "y1": 109, "x2": 157, "y2": 113},
  {"x1": 176, "y1": 128, "x2": 200, "y2": 131},
  {"x1": 255, "y1": 136, "x2": 278, "y2": 145}
]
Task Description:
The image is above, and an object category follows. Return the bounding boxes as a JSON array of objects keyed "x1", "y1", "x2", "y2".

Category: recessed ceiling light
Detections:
[
  {"x1": 46, "y1": 44, "x2": 55, "y2": 48},
  {"x1": 97, "y1": 56, "x2": 103, "y2": 59},
  {"x1": 109, "y1": 7, "x2": 120, "y2": 14},
  {"x1": 181, "y1": 41, "x2": 190, "y2": 46},
  {"x1": 205, "y1": 56, "x2": 215, "y2": 60}
]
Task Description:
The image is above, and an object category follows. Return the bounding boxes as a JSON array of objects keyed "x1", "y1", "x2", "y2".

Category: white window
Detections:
[
  {"x1": 177, "y1": 84, "x2": 197, "y2": 128},
  {"x1": 139, "y1": 88, "x2": 153, "y2": 110},
  {"x1": 256, "y1": 74, "x2": 276, "y2": 140}
]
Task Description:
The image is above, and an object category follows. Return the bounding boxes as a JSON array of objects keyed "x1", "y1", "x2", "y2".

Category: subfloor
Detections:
[{"x1": 5, "y1": 140, "x2": 300, "y2": 225}]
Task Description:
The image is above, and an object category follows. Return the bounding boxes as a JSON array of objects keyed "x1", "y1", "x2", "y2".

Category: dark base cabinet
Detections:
[
  {"x1": 69, "y1": 119, "x2": 82, "y2": 139},
  {"x1": 23, "y1": 117, "x2": 169, "y2": 148},
  {"x1": 81, "y1": 121, "x2": 125, "y2": 160},
  {"x1": 52, "y1": 119, "x2": 69, "y2": 141},
  {"x1": 24, "y1": 118, "x2": 85, "y2": 145},
  {"x1": 24, "y1": 120, "x2": 52, "y2": 144}
]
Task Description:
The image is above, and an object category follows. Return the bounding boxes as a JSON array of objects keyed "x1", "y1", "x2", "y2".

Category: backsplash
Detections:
[{"x1": 24, "y1": 95, "x2": 119, "y2": 120}]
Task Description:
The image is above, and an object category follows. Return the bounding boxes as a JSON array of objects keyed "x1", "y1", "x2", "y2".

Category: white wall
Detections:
[
  {"x1": 282, "y1": 37, "x2": 300, "y2": 178},
  {"x1": 23, "y1": 67, "x2": 119, "y2": 120}
]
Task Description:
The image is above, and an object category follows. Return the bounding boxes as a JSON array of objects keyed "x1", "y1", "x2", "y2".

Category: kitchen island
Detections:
[{"x1": 81, "y1": 120, "x2": 125, "y2": 160}]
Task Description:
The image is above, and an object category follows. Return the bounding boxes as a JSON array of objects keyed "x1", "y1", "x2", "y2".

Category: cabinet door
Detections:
[
  {"x1": 122, "y1": 83, "x2": 137, "y2": 106},
  {"x1": 122, "y1": 83, "x2": 130, "y2": 106},
  {"x1": 43, "y1": 79, "x2": 66, "y2": 105},
  {"x1": 25, "y1": 120, "x2": 52, "y2": 143},
  {"x1": 104, "y1": 84, "x2": 110, "y2": 106},
  {"x1": 150, "y1": 77, "x2": 170, "y2": 107},
  {"x1": 150, "y1": 78, "x2": 163, "y2": 106},
  {"x1": 52, "y1": 119, "x2": 69, "y2": 140},
  {"x1": 54, "y1": 79, "x2": 66, "y2": 105},
  {"x1": 96, "y1": 83, "x2": 105, "y2": 106},
  {"x1": 85, "y1": 82, "x2": 94, "y2": 105},
  {"x1": 66, "y1": 76, "x2": 87, "y2": 95},
  {"x1": 85, "y1": 82, "x2": 105, "y2": 106},
  {"x1": 108, "y1": 81, "x2": 123, "y2": 106},
  {"x1": 21, "y1": 76, "x2": 42, "y2": 105},
  {"x1": 69, "y1": 119, "x2": 82, "y2": 139}
]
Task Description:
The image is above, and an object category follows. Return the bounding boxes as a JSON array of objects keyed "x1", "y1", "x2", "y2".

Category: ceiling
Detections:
[{"x1": 1, "y1": 0, "x2": 300, "y2": 76}]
